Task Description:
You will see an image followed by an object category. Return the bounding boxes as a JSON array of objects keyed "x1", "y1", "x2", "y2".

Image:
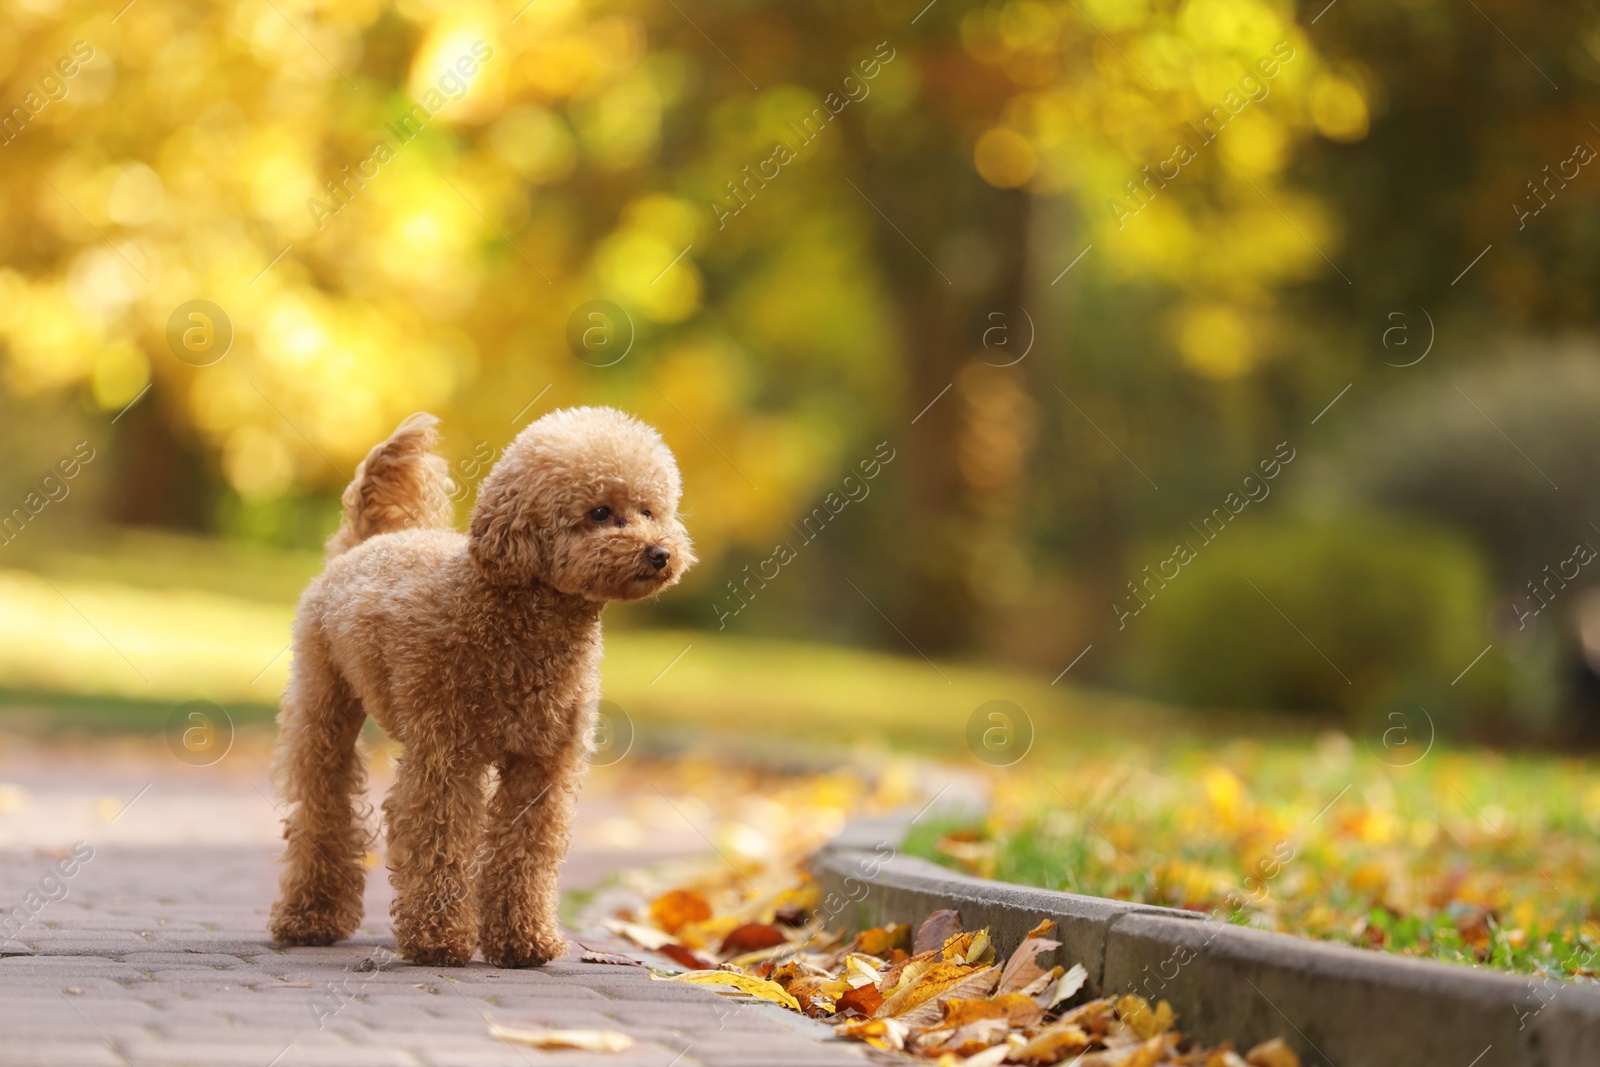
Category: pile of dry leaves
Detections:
[{"x1": 605, "y1": 877, "x2": 1299, "y2": 1067}]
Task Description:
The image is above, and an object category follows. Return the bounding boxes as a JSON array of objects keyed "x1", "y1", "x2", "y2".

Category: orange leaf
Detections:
[
  {"x1": 787, "y1": 975, "x2": 840, "y2": 1015},
  {"x1": 852, "y1": 924, "x2": 911, "y2": 957},
  {"x1": 940, "y1": 997, "x2": 1007, "y2": 1028},
  {"x1": 837, "y1": 983, "x2": 884, "y2": 1017},
  {"x1": 720, "y1": 922, "x2": 789, "y2": 955},
  {"x1": 649, "y1": 889, "x2": 711, "y2": 935},
  {"x1": 995, "y1": 991, "x2": 1045, "y2": 1026},
  {"x1": 656, "y1": 943, "x2": 713, "y2": 970}
]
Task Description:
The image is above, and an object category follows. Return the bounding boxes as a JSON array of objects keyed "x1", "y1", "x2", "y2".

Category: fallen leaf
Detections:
[
  {"x1": 1012, "y1": 1023, "x2": 1091, "y2": 1064},
  {"x1": 959, "y1": 1044, "x2": 1014, "y2": 1067},
  {"x1": 655, "y1": 942, "x2": 714, "y2": 970},
  {"x1": 877, "y1": 961, "x2": 982, "y2": 1018},
  {"x1": 837, "y1": 982, "x2": 884, "y2": 1016},
  {"x1": 1245, "y1": 1037, "x2": 1302, "y2": 1067},
  {"x1": 604, "y1": 918, "x2": 675, "y2": 950},
  {"x1": 580, "y1": 950, "x2": 639, "y2": 966},
  {"x1": 834, "y1": 1016, "x2": 910, "y2": 1051},
  {"x1": 720, "y1": 922, "x2": 790, "y2": 955},
  {"x1": 1059, "y1": 997, "x2": 1116, "y2": 1028},
  {"x1": 879, "y1": 954, "x2": 937, "y2": 996},
  {"x1": 937, "y1": 1017, "x2": 1013, "y2": 1056},
  {"x1": 877, "y1": 950, "x2": 939, "y2": 995},
  {"x1": 846, "y1": 954, "x2": 884, "y2": 986},
  {"x1": 649, "y1": 888, "x2": 712, "y2": 935},
  {"x1": 1117, "y1": 1035, "x2": 1170, "y2": 1067},
  {"x1": 1018, "y1": 964, "x2": 1065, "y2": 1000},
  {"x1": 852, "y1": 923, "x2": 911, "y2": 957},
  {"x1": 998, "y1": 932, "x2": 1062, "y2": 993},
  {"x1": 488, "y1": 1024, "x2": 634, "y2": 1052},
  {"x1": 656, "y1": 968, "x2": 803, "y2": 1011},
  {"x1": 675, "y1": 915, "x2": 741, "y2": 951},
  {"x1": 890, "y1": 965, "x2": 999, "y2": 1028},
  {"x1": 995, "y1": 991, "x2": 1046, "y2": 1026},
  {"x1": 940, "y1": 929, "x2": 995, "y2": 965},
  {"x1": 940, "y1": 997, "x2": 1008, "y2": 1028},
  {"x1": 1045, "y1": 962, "x2": 1088, "y2": 1008},
  {"x1": 1116, "y1": 994, "x2": 1175, "y2": 1040},
  {"x1": 786, "y1": 974, "x2": 844, "y2": 1014},
  {"x1": 914, "y1": 908, "x2": 963, "y2": 954}
]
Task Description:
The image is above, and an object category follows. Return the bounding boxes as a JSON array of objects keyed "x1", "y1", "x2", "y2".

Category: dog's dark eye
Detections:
[
  {"x1": 642, "y1": 509, "x2": 652, "y2": 518},
  {"x1": 589, "y1": 506, "x2": 611, "y2": 523}
]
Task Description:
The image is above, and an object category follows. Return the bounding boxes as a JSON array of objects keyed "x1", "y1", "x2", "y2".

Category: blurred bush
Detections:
[
  {"x1": 1119, "y1": 514, "x2": 1500, "y2": 721},
  {"x1": 1317, "y1": 346, "x2": 1600, "y2": 585}
]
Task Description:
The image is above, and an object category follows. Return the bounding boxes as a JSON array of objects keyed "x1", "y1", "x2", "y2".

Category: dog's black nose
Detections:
[{"x1": 645, "y1": 545, "x2": 670, "y2": 570}]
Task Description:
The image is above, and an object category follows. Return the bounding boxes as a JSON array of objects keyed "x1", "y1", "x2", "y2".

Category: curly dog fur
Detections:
[{"x1": 268, "y1": 406, "x2": 694, "y2": 967}]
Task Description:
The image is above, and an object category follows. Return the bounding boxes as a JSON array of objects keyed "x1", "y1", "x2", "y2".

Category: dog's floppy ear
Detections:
[{"x1": 468, "y1": 475, "x2": 543, "y2": 585}]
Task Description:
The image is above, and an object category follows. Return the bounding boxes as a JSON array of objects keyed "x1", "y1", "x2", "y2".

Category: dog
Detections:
[{"x1": 267, "y1": 406, "x2": 694, "y2": 967}]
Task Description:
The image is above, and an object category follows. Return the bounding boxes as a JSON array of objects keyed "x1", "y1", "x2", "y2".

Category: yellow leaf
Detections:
[
  {"x1": 1245, "y1": 1037, "x2": 1302, "y2": 1067},
  {"x1": 942, "y1": 929, "x2": 996, "y2": 965},
  {"x1": 1116, "y1": 994, "x2": 1175, "y2": 1039},
  {"x1": 488, "y1": 1024, "x2": 633, "y2": 1052},
  {"x1": 1116, "y1": 1036, "x2": 1169, "y2": 1067},
  {"x1": 877, "y1": 961, "x2": 983, "y2": 1018},
  {"x1": 834, "y1": 1016, "x2": 910, "y2": 1051},
  {"x1": 657, "y1": 969, "x2": 802, "y2": 1012},
  {"x1": 1011, "y1": 1023, "x2": 1090, "y2": 1065}
]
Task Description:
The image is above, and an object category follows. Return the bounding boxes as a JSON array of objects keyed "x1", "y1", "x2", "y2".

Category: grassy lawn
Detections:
[
  {"x1": 0, "y1": 529, "x2": 1174, "y2": 753},
  {"x1": 905, "y1": 739, "x2": 1600, "y2": 982}
]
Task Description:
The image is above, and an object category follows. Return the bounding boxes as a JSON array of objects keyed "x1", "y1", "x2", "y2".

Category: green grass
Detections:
[
  {"x1": 0, "y1": 527, "x2": 1182, "y2": 753},
  {"x1": 903, "y1": 740, "x2": 1600, "y2": 981}
]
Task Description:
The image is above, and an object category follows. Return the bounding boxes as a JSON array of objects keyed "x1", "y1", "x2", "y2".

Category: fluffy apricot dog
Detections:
[{"x1": 268, "y1": 407, "x2": 693, "y2": 966}]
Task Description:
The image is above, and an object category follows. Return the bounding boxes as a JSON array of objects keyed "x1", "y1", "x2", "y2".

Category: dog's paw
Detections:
[
  {"x1": 481, "y1": 927, "x2": 569, "y2": 968},
  {"x1": 398, "y1": 939, "x2": 474, "y2": 967},
  {"x1": 269, "y1": 906, "x2": 354, "y2": 947}
]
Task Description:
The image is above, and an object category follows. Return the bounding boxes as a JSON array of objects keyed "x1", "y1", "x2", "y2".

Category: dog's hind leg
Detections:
[
  {"x1": 476, "y1": 741, "x2": 586, "y2": 967},
  {"x1": 268, "y1": 631, "x2": 370, "y2": 946},
  {"x1": 385, "y1": 740, "x2": 487, "y2": 966}
]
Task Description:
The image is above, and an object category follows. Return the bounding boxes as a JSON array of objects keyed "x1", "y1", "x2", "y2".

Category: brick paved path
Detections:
[{"x1": 0, "y1": 740, "x2": 871, "y2": 1067}]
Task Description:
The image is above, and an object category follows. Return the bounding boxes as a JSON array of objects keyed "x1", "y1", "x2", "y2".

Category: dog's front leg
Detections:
[
  {"x1": 476, "y1": 741, "x2": 586, "y2": 967},
  {"x1": 384, "y1": 748, "x2": 487, "y2": 966}
]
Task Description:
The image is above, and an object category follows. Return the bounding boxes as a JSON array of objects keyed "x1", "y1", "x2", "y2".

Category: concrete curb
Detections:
[{"x1": 810, "y1": 814, "x2": 1600, "y2": 1067}]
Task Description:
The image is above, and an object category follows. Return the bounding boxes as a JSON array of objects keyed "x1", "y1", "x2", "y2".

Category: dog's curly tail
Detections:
[{"x1": 325, "y1": 412, "x2": 455, "y2": 558}]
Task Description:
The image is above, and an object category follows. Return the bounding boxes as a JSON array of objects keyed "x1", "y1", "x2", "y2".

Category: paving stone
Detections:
[
  {"x1": 0, "y1": 758, "x2": 870, "y2": 1067},
  {"x1": 0, "y1": 1043, "x2": 127, "y2": 1067}
]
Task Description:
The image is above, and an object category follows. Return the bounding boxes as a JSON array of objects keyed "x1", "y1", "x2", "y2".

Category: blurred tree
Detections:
[{"x1": 4, "y1": 0, "x2": 1597, "y2": 686}]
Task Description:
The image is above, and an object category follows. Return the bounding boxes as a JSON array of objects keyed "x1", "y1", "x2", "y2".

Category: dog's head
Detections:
[{"x1": 469, "y1": 406, "x2": 695, "y2": 601}]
